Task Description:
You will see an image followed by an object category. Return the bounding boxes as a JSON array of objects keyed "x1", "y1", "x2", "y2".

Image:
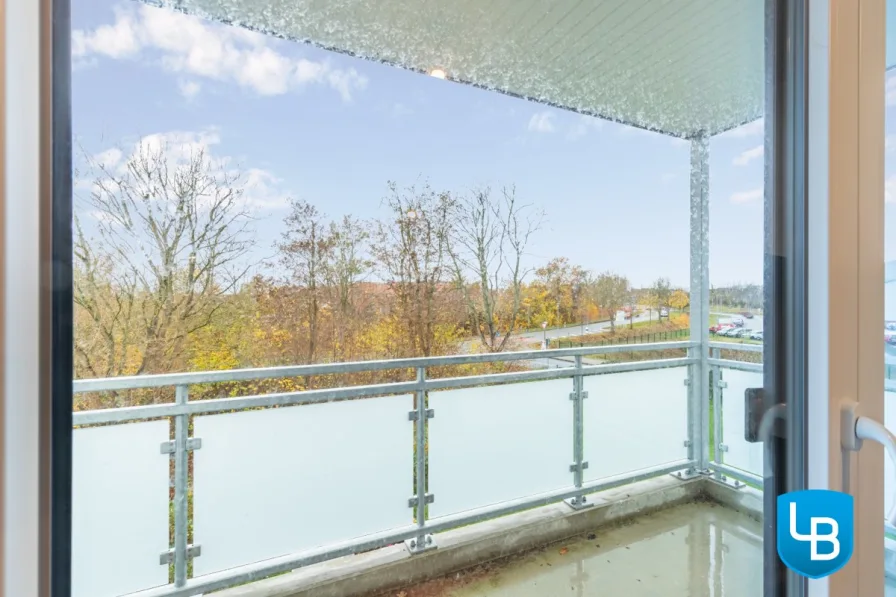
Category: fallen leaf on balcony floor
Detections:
[{"x1": 558, "y1": 547, "x2": 569, "y2": 555}]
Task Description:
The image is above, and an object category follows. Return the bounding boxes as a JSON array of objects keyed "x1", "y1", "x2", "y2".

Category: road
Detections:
[
  {"x1": 516, "y1": 310, "x2": 655, "y2": 344},
  {"x1": 711, "y1": 312, "x2": 764, "y2": 332}
]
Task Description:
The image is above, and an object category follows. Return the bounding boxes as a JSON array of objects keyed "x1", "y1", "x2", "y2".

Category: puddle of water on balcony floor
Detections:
[{"x1": 387, "y1": 501, "x2": 763, "y2": 597}]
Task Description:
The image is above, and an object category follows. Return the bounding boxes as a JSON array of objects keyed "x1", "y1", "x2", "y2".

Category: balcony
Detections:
[
  {"x1": 63, "y1": 3, "x2": 892, "y2": 596},
  {"x1": 72, "y1": 338, "x2": 787, "y2": 597}
]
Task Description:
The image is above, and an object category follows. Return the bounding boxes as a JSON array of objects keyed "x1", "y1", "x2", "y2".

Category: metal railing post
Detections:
[
  {"x1": 708, "y1": 349, "x2": 743, "y2": 488},
  {"x1": 710, "y1": 348, "x2": 725, "y2": 480},
  {"x1": 566, "y1": 356, "x2": 591, "y2": 510},
  {"x1": 406, "y1": 367, "x2": 435, "y2": 553},
  {"x1": 173, "y1": 385, "x2": 189, "y2": 586},
  {"x1": 159, "y1": 385, "x2": 202, "y2": 584}
]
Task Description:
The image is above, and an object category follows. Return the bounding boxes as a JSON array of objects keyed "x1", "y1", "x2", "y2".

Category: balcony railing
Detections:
[{"x1": 68, "y1": 339, "x2": 890, "y2": 597}]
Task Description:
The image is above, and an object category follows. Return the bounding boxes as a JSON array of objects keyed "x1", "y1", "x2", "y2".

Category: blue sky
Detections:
[{"x1": 71, "y1": 0, "x2": 896, "y2": 288}]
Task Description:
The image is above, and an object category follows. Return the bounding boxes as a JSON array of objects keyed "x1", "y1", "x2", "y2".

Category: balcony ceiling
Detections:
[{"x1": 157, "y1": 0, "x2": 764, "y2": 138}]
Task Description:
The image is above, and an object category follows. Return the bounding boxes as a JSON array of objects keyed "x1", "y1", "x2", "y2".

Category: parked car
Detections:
[
  {"x1": 719, "y1": 327, "x2": 740, "y2": 337},
  {"x1": 659, "y1": 307, "x2": 669, "y2": 318},
  {"x1": 741, "y1": 312, "x2": 755, "y2": 319},
  {"x1": 749, "y1": 330, "x2": 763, "y2": 341},
  {"x1": 718, "y1": 316, "x2": 745, "y2": 328}
]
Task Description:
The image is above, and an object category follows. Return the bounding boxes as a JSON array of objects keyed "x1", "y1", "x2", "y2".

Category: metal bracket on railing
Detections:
[
  {"x1": 684, "y1": 378, "x2": 691, "y2": 386},
  {"x1": 160, "y1": 544, "x2": 201, "y2": 565},
  {"x1": 408, "y1": 409, "x2": 434, "y2": 422},
  {"x1": 672, "y1": 468, "x2": 705, "y2": 480},
  {"x1": 160, "y1": 438, "x2": 202, "y2": 454},
  {"x1": 408, "y1": 494, "x2": 435, "y2": 508},
  {"x1": 718, "y1": 444, "x2": 729, "y2": 453},
  {"x1": 569, "y1": 461, "x2": 589, "y2": 473},
  {"x1": 405, "y1": 534, "x2": 436, "y2": 553},
  {"x1": 717, "y1": 380, "x2": 728, "y2": 389},
  {"x1": 569, "y1": 391, "x2": 589, "y2": 400}
]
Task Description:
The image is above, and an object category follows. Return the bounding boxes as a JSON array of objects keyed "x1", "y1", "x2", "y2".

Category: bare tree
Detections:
[
  {"x1": 278, "y1": 199, "x2": 333, "y2": 368},
  {"x1": 449, "y1": 186, "x2": 542, "y2": 351},
  {"x1": 373, "y1": 181, "x2": 454, "y2": 357},
  {"x1": 73, "y1": 142, "x2": 255, "y2": 386},
  {"x1": 323, "y1": 215, "x2": 372, "y2": 358},
  {"x1": 592, "y1": 271, "x2": 630, "y2": 332}
]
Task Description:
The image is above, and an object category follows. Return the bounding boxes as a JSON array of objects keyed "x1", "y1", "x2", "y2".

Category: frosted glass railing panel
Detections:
[
  {"x1": 72, "y1": 421, "x2": 171, "y2": 597},
  {"x1": 719, "y1": 369, "x2": 763, "y2": 477},
  {"x1": 582, "y1": 367, "x2": 689, "y2": 482},
  {"x1": 193, "y1": 394, "x2": 413, "y2": 577},
  {"x1": 429, "y1": 379, "x2": 573, "y2": 518}
]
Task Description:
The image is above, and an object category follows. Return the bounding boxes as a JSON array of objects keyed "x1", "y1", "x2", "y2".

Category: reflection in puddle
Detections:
[{"x1": 396, "y1": 502, "x2": 762, "y2": 597}]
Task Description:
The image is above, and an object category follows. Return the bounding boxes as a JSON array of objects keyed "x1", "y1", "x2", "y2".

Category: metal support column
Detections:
[
  {"x1": 687, "y1": 136, "x2": 711, "y2": 475},
  {"x1": 565, "y1": 356, "x2": 591, "y2": 509},
  {"x1": 406, "y1": 367, "x2": 435, "y2": 553}
]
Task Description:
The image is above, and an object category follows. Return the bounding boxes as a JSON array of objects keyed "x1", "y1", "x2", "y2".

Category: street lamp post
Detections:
[{"x1": 542, "y1": 321, "x2": 548, "y2": 349}]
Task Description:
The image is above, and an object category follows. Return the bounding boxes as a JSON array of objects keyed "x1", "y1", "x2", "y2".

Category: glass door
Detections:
[{"x1": 2, "y1": 0, "x2": 881, "y2": 595}]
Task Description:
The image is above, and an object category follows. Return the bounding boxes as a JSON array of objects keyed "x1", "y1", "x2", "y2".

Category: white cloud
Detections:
[
  {"x1": 730, "y1": 187, "x2": 763, "y2": 204},
  {"x1": 179, "y1": 79, "x2": 201, "y2": 99},
  {"x1": 733, "y1": 144, "x2": 764, "y2": 166},
  {"x1": 72, "y1": 11, "x2": 140, "y2": 59},
  {"x1": 242, "y1": 168, "x2": 291, "y2": 209},
  {"x1": 92, "y1": 147, "x2": 123, "y2": 169},
  {"x1": 566, "y1": 115, "x2": 602, "y2": 139},
  {"x1": 528, "y1": 111, "x2": 555, "y2": 133},
  {"x1": 886, "y1": 175, "x2": 896, "y2": 203},
  {"x1": 73, "y1": 4, "x2": 368, "y2": 101},
  {"x1": 719, "y1": 118, "x2": 764, "y2": 138},
  {"x1": 82, "y1": 129, "x2": 291, "y2": 213}
]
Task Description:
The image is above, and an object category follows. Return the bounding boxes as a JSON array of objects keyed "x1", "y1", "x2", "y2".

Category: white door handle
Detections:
[{"x1": 841, "y1": 400, "x2": 896, "y2": 526}]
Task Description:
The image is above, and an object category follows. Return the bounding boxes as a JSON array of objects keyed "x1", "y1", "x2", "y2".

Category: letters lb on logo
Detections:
[{"x1": 777, "y1": 490, "x2": 854, "y2": 579}]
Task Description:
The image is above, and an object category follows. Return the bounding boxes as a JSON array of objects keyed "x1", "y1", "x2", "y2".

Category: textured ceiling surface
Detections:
[{"x1": 159, "y1": 0, "x2": 765, "y2": 138}]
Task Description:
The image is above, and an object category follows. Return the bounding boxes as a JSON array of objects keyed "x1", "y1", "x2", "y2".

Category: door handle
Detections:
[{"x1": 841, "y1": 400, "x2": 896, "y2": 526}]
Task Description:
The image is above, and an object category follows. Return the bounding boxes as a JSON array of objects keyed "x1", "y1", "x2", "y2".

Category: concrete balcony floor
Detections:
[
  {"x1": 392, "y1": 502, "x2": 762, "y2": 597},
  {"x1": 217, "y1": 478, "x2": 896, "y2": 597}
]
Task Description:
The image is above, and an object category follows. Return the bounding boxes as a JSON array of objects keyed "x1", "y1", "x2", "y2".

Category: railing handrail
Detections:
[
  {"x1": 73, "y1": 340, "x2": 698, "y2": 393},
  {"x1": 73, "y1": 356, "x2": 697, "y2": 426}
]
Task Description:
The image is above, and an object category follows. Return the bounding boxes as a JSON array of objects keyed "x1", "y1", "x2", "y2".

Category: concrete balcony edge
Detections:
[{"x1": 215, "y1": 474, "x2": 756, "y2": 597}]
